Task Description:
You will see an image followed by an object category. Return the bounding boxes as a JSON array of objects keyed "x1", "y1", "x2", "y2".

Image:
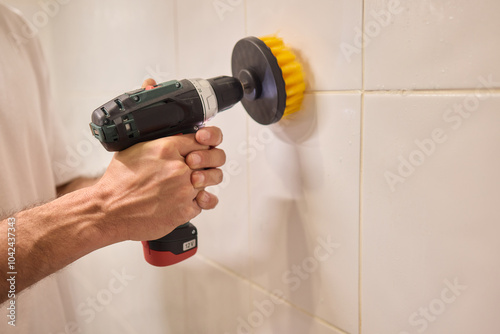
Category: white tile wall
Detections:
[
  {"x1": 46, "y1": 0, "x2": 177, "y2": 94},
  {"x1": 362, "y1": 93, "x2": 500, "y2": 334},
  {"x1": 248, "y1": 93, "x2": 360, "y2": 333},
  {"x1": 5, "y1": 0, "x2": 500, "y2": 333},
  {"x1": 176, "y1": 0, "x2": 245, "y2": 78},
  {"x1": 250, "y1": 287, "x2": 346, "y2": 334},
  {"x1": 364, "y1": 0, "x2": 500, "y2": 90},
  {"x1": 246, "y1": 0, "x2": 363, "y2": 91}
]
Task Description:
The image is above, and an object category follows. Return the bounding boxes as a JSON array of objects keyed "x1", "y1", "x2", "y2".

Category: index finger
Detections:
[
  {"x1": 165, "y1": 133, "x2": 210, "y2": 157},
  {"x1": 195, "y1": 126, "x2": 223, "y2": 147}
]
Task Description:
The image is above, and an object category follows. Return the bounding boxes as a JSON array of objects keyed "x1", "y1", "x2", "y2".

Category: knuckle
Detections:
[
  {"x1": 170, "y1": 160, "x2": 190, "y2": 176},
  {"x1": 177, "y1": 181, "x2": 195, "y2": 198},
  {"x1": 148, "y1": 139, "x2": 176, "y2": 159},
  {"x1": 186, "y1": 152, "x2": 202, "y2": 168}
]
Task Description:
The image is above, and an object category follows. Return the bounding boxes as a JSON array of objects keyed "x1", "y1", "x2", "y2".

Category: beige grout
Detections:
[
  {"x1": 358, "y1": 95, "x2": 364, "y2": 329},
  {"x1": 359, "y1": 0, "x2": 366, "y2": 332},
  {"x1": 173, "y1": 0, "x2": 179, "y2": 78},
  {"x1": 244, "y1": 0, "x2": 248, "y2": 36},
  {"x1": 306, "y1": 88, "x2": 500, "y2": 95},
  {"x1": 242, "y1": 1, "x2": 254, "y2": 330},
  {"x1": 364, "y1": 88, "x2": 500, "y2": 95}
]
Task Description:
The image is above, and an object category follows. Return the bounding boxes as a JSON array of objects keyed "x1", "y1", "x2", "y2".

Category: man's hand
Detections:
[{"x1": 93, "y1": 126, "x2": 225, "y2": 243}]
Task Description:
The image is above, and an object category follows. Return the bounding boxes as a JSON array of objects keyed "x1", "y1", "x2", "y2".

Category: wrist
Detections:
[
  {"x1": 83, "y1": 182, "x2": 124, "y2": 245},
  {"x1": 47, "y1": 186, "x2": 113, "y2": 252}
]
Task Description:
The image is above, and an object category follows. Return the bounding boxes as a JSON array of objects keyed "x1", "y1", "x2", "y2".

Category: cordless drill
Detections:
[
  {"x1": 90, "y1": 77, "x2": 243, "y2": 266},
  {"x1": 90, "y1": 36, "x2": 305, "y2": 266}
]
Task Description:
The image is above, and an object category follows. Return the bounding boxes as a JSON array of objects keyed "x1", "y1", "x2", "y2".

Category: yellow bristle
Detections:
[
  {"x1": 284, "y1": 73, "x2": 304, "y2": 86},
  {"x1": 260, "y1": 35, "x2": 305, "y2": 117},
  {"x1": 275, "y1": 52, "x2": 296, "y2": 66},
  {"x1": 260, "y1": 35, "x2": 282, "y2": 47},
  {"x1": 286, "y1": 81, "x2": 306, "y2": 97}
]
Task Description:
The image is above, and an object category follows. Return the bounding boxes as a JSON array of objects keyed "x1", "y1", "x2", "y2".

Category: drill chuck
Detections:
[{"x1": 207, "y1": 76, "x2": 244, "y2": 112}]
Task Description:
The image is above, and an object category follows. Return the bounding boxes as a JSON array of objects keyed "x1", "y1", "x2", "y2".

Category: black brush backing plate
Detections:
[{"x1": 231, "y1": 36, "x2": 287, "y2": 125}]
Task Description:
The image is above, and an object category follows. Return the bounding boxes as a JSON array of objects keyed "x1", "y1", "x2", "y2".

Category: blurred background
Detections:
[{"x1": 3, "y1": 0, "x2": 500, "y2": 333}]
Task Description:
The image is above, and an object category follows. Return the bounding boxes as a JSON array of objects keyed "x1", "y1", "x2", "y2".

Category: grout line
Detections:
[
  {"x1": 246, "y1": 97, "x2": 254, "y2": 333},
  {"x1": 306, "y1": 90, "x2": 363, "y2": 95},
  {"x1": 243, "y1": 2, "x2": 253, "y2": 332},
  {"x1": 305, "y1": 88, "x2": 500, "y2": 95},
  {"x1": 363, "y1": 88, "x2": 500, "y2": 95},
  {"x1": 359, "y1": 0, "x2": 366, "y2": 332},
  {"x1": 195, "y1": 255, "x2": 349, "y2": 334},
  {"x1": 172, "y1": 0, "x2": 179, "y2": 77},
  {"x1": 249, "y1": 283, "x2": 351, "y2": 334},
  {"x1": 244, "y1": 0, "x2": 248, "y2": 36},
  {"x1": 358, "y1": 96, "x2": 364, "y2": 334}
]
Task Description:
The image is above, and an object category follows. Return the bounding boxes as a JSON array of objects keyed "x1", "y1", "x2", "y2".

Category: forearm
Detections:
[
  {"x1": 56, "y1": 176, "x2": 101, "y2": 197},
  {"x1": 0, "y1": 186, "x2": 114, "y2": 304}
]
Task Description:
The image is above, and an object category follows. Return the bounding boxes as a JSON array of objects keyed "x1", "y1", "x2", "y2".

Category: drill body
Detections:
[
  {"x1": 90, "y1": 77, "x2": 242, "y2": 151},
  {"x1": 90, "y1": 76, "x2": 243, "y2": 266}
]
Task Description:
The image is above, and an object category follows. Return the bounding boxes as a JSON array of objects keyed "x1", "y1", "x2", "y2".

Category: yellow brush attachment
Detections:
[{"x1": 260, "y1": 35, "x2": 306, "y2": 117}]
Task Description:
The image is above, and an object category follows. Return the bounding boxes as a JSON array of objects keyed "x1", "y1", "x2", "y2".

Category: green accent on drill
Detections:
[
  {"x1": 122, "y1": 113, "x2": 139, "y2": 139},
  {"x1": 128, "y1": 80, "x2": 183, "y2": 103},
  {"x1": 90, "y1": 122, "x2": 118, "y2": 143},
  {"x1": 90, "y1": 109, "x2": 140, "y2": 143}
]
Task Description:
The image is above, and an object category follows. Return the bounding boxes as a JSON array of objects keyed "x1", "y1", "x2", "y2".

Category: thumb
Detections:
[{"x1": 152, "y1": 134, "x2": 209, "y2": 157}]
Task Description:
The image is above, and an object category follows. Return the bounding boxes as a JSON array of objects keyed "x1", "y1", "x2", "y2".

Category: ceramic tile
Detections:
[
  {"x1": 170, "y1": 257, "x2": 252, "y2": 334},
  {"x1": 246, "y1": 0, "x2": 363, "y2": 91},
  {"x1": 60, "y1": 249, "x2": 251, "y2": 333},
  {"x1": 249, "y1": 287, "x2": 347, "y2": 334},
  {"x1": 46, "y1": 0, "x2": 177, "y2": 94},
  {"x1": 364, "y1": 0, "x2": 500, "y2": 90},
  {"x1": 362, "y1": 93, "x2": 500, "y2": 333},
  {"x1": 176, "y1": 0, "x2": 245, "y2": 78},
  {"x1": 56, "y1": 242, "x2": 174, "y2": 334},
  {"x1": 249, "y1": 93, "x2": 361, "y2": 333}
]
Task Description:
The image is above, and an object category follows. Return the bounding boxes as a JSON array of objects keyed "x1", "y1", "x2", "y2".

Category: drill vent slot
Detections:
[
  {"x1": 114, "y1": 99, "x2": 125, "y2": 111},
  {"x1": 101, "y1": 107, "x2": 109, "y2": 117}
]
